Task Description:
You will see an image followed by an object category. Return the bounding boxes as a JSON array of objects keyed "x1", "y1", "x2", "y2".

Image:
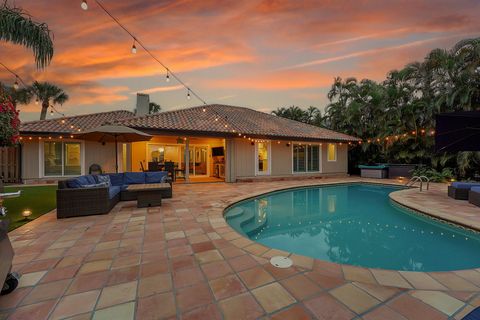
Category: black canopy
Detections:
[{"x1": 435, "y1": 111, "x2": 480, "y2": 153}]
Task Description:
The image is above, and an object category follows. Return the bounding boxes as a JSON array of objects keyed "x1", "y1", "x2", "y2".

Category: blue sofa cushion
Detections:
[
  {"x1": 85, "y1": 175, "x2": 97, "y2": 184},
  {"x1": 145, "y1": 171, "x2": 168, "y2": 183},
  {"x1": 108, "y1": 186, "x2": 121, "y2": 199},
  {"x1": 97, "y1": 175, "x2": 111, "y2": 187},
  {"x1": 125, "y1": 172, "x2": 146, "y2": 185},
  {"x1": 471, "y1": 186, "x2": 480, "y2": 194},
  {"x1": 451, "y1": 182, "x2": 480, "y2": 189},
  {"x1": 108, "y1": 173, "x2": 125, "y2": 186},
  {"x1": 67, "y1": 175, "x2": 92, "y2": 188}
]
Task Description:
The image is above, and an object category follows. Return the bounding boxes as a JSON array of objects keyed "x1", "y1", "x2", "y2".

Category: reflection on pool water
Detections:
[{"x1": 225, "y1": 183, "x2": 480, "y2": 271}]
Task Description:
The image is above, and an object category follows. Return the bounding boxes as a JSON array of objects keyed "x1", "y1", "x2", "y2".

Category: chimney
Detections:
[{"x1": 135, "y1": 93, "x2": 150, "y2": 116}]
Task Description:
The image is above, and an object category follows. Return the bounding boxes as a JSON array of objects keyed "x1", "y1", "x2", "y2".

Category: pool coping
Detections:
[
  {"x1": 389, "y1": 188, "x2": 480, "y2": 233},
  {"x1": 216, "y1": 179, "x2": 480, "y2": 291}
]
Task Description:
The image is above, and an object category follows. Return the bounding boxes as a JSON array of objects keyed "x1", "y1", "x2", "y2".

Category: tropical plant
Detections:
[
  {"x1": 0, "y1": 96, "x2": 20, "y2": 147},
  {"x1": 272, "y1": 105, "x2": 323, "y2": 125},
  {"x1": 411, "y1": 167, "x2": 454, "y2": 183},
  {"x1": 27, "y1": 81, "x2": 68, "y2": 120},
  {"x1": 148, "y1": 102, "x2": 161, "y2": 114},
  {"x1": 317, "y1": 37, "x2": 480, "y2": 178},
  {"x1": 0, "y1": 3, "x2": 54, "y2": 69},
  {"x1": 0, "y1": 82, "x2": 31, "y2": 109}
]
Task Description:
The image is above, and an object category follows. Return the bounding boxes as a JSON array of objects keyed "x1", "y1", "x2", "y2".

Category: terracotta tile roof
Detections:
[
  {"x1": 20, "y1": 110, "x2": 135, "y2": 134},
  {"x1": 118, "y1": 104, "x2": 358, "y2": 142}
]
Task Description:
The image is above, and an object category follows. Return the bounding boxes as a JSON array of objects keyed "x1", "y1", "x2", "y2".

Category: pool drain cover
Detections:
[{"x1": 270, "y1": 256, "x2": 293, "y2": 268}]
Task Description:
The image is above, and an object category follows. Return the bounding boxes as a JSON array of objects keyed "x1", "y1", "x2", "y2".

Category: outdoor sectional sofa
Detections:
[
  {"x1": 448, "y1": 182, "x2": 480, "y2": 200},
  {"x1": 57, "y1": 172, "x2": 172, "y2": 218},
  {"x1": 469, "y1": 187, "x2": 480, "y2": 207}
]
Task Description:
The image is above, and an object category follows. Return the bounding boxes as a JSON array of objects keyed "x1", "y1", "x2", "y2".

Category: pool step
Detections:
[{"x1": 225, "y1": 207, "x2": 268, "y2": 237}]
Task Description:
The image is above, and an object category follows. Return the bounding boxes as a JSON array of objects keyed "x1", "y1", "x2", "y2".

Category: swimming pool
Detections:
[{"x1": 224, "y1": 183, "x2": 480, "y2": 271}]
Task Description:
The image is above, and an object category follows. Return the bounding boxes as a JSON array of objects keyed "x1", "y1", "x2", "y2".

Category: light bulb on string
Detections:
[
  {"x1": 202, "y1": 107, "x2": 206, "y2": 112},
  {"x1": 50, "y1": 108, "x2": 54, "y2": 116},
  {"x1": 35, "y1": 97, "x2": 39, "y2": 105},
  {"x1": 187, "y1": 90, "x2": 191, "y2": 100},
  {"x1": 131, "y1": 40, "x2": 137, "y2": 54},
  {"x1": 81, "y1": 0, "x2": 88, "y2": 10},
  {"x1": 13, "y1": 77, "x2": 19, "y2": 90},
  {"x1": 166, "y1": 71, "x2": 170, "y2": 82}
]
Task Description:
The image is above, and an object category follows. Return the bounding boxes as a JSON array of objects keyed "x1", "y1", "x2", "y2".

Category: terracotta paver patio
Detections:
[{"x1": 1, "y1": 177, "x2": 480, "y2": 319}]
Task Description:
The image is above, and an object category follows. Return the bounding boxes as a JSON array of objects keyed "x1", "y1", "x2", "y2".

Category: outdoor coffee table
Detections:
[{"x1": 127, "y1": 183, "x2": 171, "y2": 208}]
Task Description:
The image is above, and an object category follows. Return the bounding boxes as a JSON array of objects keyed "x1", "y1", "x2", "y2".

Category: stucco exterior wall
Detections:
[
  {"x1": 230, "y1": 139, "x2": 349, "y2": 181},
  {"x1": 84, "y1": 141, "x2": 118, "y2": 174},
  {"x1": 21, "y1": 139, "x2": 118, "y2": 181},
  {"x1": 321, "y1": 143, "x2": 348, "y2": 174},
  {"x1": 21, "y1": 140, "x2": 40, "y2": 181},
  {"x1": 271, "y1": 141, "x2": 293, "y2": 176}
]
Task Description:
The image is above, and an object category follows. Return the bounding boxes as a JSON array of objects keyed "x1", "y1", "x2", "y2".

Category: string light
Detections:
[
  {"x1": 81, "y1": 0, "x2": 208, "y2": 106},
  {"x1": 131, "y1": 39, "x2": 137, "y2": 54},
  {"x1": 166, "y1": 71, "x2": 170, "y2": 82},
  {"x1": 35, "y1": 97, "x2": 39, "y2": 105},
  {"x1": 187, "y1": 90, "x2": 191, "y2": 100},
  {"x1": 13, "y1": 76, "x2": 19, "y2": 90},
  {"x1": 50, "y1": 109, "x2": 54, "y2": 116},
  {"x1": 347, "y1": 128, "x2": 436, "y2": 147}
]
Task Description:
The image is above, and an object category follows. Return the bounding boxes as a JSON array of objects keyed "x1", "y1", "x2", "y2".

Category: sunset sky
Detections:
[{"x1": 1, "y1": 0, "x2": 479, "y2": 121}]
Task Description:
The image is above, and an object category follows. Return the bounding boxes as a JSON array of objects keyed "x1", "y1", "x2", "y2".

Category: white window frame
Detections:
[
  {"x1": 255, "y1": 141, "x2": 271, "y2": 176},
  {"x1": 327, "y1": 143, "x2": 337, "y2": 162},
  {"x1": 40, "y1": 139, "x2": 85, "y2": 178},
  {"x1": 292, "y1": 142, "x2": 321, "y2": 174}
]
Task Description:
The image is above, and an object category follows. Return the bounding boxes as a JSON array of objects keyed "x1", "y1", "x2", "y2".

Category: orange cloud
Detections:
[{"x1": 1, "y1": 0, "x2": 479, "y2": 120}]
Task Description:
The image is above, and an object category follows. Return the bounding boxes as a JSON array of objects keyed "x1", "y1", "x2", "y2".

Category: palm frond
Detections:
[{"x1": 0, "y1": 4, "x2": 54, "y2": 69}]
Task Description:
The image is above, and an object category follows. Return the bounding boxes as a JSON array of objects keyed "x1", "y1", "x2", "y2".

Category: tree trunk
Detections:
[{"x1": 40, "y1": 101, "x2": 49, "y2": 120}]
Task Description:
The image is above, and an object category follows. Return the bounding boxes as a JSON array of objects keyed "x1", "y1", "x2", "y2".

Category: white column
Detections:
[{"x1": 184, "y1": 138, "x2": 190, "y2": 182}]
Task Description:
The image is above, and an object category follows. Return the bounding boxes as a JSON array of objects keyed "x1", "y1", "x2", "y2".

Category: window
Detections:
[
  {"x1": 293, "y1": 144, "x2": 320, "y2": 172},
  {"x1": 44, "y1": 141, "x2": 81, "y2": 176},
  {"x1": 327, "y1": 143, "x2": 337, "y2": 161},
  {"x1": 293, "y1": 144, "x2": 306, "y2": 172},
  {"x1": 307, "y1": 145, "x2": 319, "y2": 171},
  {"x1": 256, "y1": 141, "x2": 270, "y2": 175}
]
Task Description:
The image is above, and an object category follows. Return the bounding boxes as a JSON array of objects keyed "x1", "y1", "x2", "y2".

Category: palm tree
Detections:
[
  {"x1": 0, "y1": 3, "x2": 54, "y2": 69},
  {"x1": 148, "y1": 102, "x2": 161, "y2": 114},
  {"x1": 271, "y1": 106, "x2": 306, "y2": 122},
  {"x1": 0, "y1": 82, "x2": 32, "y2": 109},
  {"x1": 28, "y1": 82, "x2": 68, "y2": 120}
]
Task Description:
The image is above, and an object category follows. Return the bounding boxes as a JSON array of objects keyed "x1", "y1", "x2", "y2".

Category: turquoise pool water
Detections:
[{"x1": 225, "y1": 183, "x2": 480, "y2": 271}]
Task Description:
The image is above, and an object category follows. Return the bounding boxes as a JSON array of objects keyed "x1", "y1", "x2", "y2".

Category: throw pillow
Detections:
[{"x1": 97, "y1": 175, "x2": 111, "y2": 187}]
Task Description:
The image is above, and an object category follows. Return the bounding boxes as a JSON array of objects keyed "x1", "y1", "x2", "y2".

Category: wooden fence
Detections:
[{"x1": 0, "y1": 147, "x2": 20, "y2": 183}]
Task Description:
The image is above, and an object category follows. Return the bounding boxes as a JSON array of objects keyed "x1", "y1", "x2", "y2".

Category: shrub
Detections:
[{"x1": 412, "y1": 166, "x2": 454, "y2": 183}]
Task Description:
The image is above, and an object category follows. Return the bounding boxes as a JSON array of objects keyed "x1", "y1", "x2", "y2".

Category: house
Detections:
[{"x1": 19, "y1": 98, "x2": 357, "y2": 183}]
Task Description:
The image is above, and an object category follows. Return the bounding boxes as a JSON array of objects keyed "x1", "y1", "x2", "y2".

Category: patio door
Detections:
[{"x1": 182, "y1": 145, "x2": 209, "y2": 176}]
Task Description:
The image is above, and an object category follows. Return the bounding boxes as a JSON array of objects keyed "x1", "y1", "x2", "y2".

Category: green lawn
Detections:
[{"x1": 1, "y1": 185, "x2": 57, "y2": 231}]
